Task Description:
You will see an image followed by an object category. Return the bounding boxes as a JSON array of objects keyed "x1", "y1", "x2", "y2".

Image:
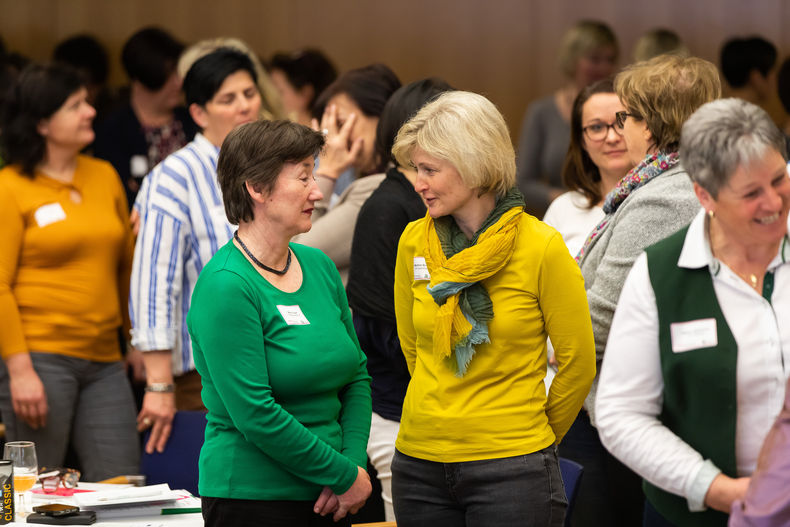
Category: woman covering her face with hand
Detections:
[
  {"x1": 293, "y1": 64, "x2": 401, "y2": 284},
  {"x1": 390, "y1": 91, "x2": 595, "y2": 526},
  {"x1": 188, "y1": 120, "x2": 372, "y2": 527},
  {"x1": 596, "y1": 99, "x2": 790, "y2": 526}
]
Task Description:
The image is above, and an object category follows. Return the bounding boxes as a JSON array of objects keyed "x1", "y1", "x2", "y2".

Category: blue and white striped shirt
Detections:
[{"x1": 130, "y1": 134, "x2": 233, "y2": 376}]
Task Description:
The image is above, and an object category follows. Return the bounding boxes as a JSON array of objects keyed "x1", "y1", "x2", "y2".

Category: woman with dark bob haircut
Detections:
[
  {"x1": 0, "y1": 63, "x2": 139, "y2": 480},
  {"x1": 188, "y1": 119, "x2": 372, "y2": 527}
]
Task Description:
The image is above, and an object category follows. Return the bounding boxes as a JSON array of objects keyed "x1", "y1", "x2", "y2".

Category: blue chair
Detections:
[
  {"x1": 559, "y1": 457, "x2": 584, "y2": 527},
  {"x1": 140, "y1": 410, "x2": 207, "y2": 496}
]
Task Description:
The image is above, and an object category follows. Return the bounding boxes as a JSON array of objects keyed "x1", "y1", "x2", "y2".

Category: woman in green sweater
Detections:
[{"x1": 187, "y1": 120, "x2": 372, "y2": 526}]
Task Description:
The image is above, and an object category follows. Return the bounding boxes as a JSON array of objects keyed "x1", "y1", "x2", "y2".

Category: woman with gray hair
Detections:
[{"x1": 596, "y1": 98, "x2": 790, "y2": 526}]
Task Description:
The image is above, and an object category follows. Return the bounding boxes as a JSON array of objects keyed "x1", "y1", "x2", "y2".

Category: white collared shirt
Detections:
[
  {"x1": 596, "y1": 208, "x2": 790, "y2": 512},
  {"x1": 129, "y1": 133, "x2": 231, "y2": 376}
]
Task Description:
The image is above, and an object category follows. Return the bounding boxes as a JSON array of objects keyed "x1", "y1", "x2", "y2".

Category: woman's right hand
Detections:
[
  {"x1": 333, "y1": 466, "x2": 372, "y2": 521},
  {"x1": 312, "y1": 104, "x2": 363, "y2": 181},
  {"x1": 6, "y1": 353, "x2": 48, "y2": 429},
  {"x1": 704, "y1": 473, "x2": 751, "y2": 513}
]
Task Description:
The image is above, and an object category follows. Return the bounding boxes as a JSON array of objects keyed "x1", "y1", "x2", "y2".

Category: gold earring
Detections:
[{"x1": 707, "y1": 210, "x2": 715, "y2": 219}]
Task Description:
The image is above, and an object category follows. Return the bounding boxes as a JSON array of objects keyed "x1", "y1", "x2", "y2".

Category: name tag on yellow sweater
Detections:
[
  {"x1": 413, "y1": 257, "x2": 430, "y2": 281},
  {"x1": 34, "y1": 203, "x2": 66, "y2": 228}
]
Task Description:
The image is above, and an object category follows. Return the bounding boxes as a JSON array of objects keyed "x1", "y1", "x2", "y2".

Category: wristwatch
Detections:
[{"x1": 144, "y1": 383, "x2": 175, "y2": 393}]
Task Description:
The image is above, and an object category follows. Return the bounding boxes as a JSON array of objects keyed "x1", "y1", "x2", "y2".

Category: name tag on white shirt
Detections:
[
  {"x1": 34, "y1": 203, "x2": 66, "y2": 228},
  {"x1": 276, "y1": 305, "x2": 310, "y2": 325},
  {"x1": 670, "y1": 318, "x2": 718, "y2": 353},
  {"x1": 413, "y1": 257, "x2": 431, "y2": 281}
]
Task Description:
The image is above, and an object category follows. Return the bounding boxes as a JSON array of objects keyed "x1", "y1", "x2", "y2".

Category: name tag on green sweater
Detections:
[{"x1": 276, "y1": 305, "x2": 310, "y2": 325}]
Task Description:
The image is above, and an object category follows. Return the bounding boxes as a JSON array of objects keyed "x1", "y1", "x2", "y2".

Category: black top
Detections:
[
  {"x1": 347, "y1": 167, "x2": 425, "y2": 420},
  {"x1": 347, "y1": 167, "x2": 426, "y2": 322},
  {"x1": 93, "y1": 103, "x2": 198, "y2": 209}
]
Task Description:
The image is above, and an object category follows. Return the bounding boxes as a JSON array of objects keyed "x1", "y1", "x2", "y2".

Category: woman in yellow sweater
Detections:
[
  {"x1": 0, "y1": 64, "x2": 138, "y2": 480},
  {"x1": 390, "y1": 91, "x2": 596, "y2": 526}
]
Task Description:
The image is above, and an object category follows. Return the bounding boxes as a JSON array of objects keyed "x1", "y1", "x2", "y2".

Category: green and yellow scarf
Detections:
[{"x1": 423, "y1": 187, "x2": 525, "y2": 376}]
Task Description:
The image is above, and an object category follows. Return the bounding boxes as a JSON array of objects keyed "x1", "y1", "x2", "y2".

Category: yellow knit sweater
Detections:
[
  {"x1": 394, "y1": 212, "x2": 595, "y2": 462},
  {"x1": 0, "y1": 156, "x2": 133, "y2": 361}
]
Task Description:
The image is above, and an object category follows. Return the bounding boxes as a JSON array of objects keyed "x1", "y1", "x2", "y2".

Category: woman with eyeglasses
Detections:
[
  {"x1": 564, "y1": 54, "x2": 722, "y2": 527},
  {"x1": 543, "y1": 78, "x2": 632, "y2": 257}
]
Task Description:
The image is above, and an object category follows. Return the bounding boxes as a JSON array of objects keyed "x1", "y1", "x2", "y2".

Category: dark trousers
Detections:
[
  {"x1": 391, "y1": 447, "x2": 567, "y2": 527},
  {"x1": 202, "y1": 497, "x2": 352, "y2": 527},
  {"x1": 643, "y1": 499, "x2": 679, "y2": 527},
  {"x1": 0, "y1": 352, "x2": 139, "y2": 481},
  {"x1": 558, "y1": 410, "x2": 644, "y2": 527}
]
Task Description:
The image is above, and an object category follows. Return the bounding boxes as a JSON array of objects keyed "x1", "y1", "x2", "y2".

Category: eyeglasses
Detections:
[
  {"x1": 38, "y1": 467, "x2": 80, "y2": 494},
  {"x1": 582, "y1": 121, "x2": 623, "y2": 142},
  {"x1": 615, "y1": 111, "x2": 639, "y2": 129}
]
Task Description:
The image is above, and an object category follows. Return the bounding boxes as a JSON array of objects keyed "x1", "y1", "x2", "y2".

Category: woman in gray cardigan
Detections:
[{"x1": 560, "y1": 54, "x2": 722, "y2": 527}]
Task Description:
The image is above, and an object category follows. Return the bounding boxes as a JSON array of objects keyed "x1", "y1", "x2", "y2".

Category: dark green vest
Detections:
[{"x1": 644, "y1": 226, "x2": 737, "y2": 527}]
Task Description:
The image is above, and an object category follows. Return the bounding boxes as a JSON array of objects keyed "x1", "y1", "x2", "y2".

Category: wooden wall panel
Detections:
[{"x1": 1, "y1": 0, "x2": 786, "y2": 139}]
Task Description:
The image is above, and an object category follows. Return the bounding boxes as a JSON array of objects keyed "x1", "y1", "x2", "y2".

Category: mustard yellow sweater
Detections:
[
  {"x1": 394, "y1": 212, "x2": 595, "y2": 462},
  {"x1": 0, "y1": 157, "x2": 133, "y2": 361}
]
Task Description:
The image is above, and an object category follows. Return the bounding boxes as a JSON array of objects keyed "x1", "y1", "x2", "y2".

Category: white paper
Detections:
[
  {"x1": 670, "y1": 318, "x2": 718, "y2": 353},
  {"x1": 276, "y1": 305, "x2": 310, "y2": 325},
  {"x1": 413, "y1": 256, "x2": 431, "y2": 281},
  {"x1": 34, "y1": 203, "x2": 66, "y2": 228}
]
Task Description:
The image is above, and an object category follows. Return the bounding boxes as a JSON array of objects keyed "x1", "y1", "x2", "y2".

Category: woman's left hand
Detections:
[
  {"x1": 313, "y1": 486, "x2": 339, "y2": 517},
  {"x1": 312, "y1": 105, "x2": 363, "y2": 180},
  {"x1": 705, "y1": 474, "x2": 751, "y2": 512}
]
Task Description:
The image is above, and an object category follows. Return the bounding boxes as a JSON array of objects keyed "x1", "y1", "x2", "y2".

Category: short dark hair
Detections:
[
  {"x1": 720, "y1": 37, "x2": 777, "y2": 88},
  {"x1": 561, "y1": 78, "x2": 616, "y2": 207},
  {"x1": 269, "y1": 49, "x2": 337, "y2": 111},
  {"x1": 374, "y1": 77, "x2": 454, "y2": 172},
  {"x1": 312, "y1": 63, "x2": 401, "y2": 120},
  {"x1": 217, "y1": 120, "x2": 325, "y2": 224},
  {"x1": 121, "y1": 27, "x2": 183, "y2": 90},
  {"x1": 53, "y1": 34, "x2": 108, "y2": 85},
  {"x1": 183, "y1": 48, "x2": 258, "y2": 108},
  {"x1": 778, "y1": 57, "x2": 790, "y2": 114},
  {"x1": 0, "y1": 63, "x2": 84, "y2": 176}
]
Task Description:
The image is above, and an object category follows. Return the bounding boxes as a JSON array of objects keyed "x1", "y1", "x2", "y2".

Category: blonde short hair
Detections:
[
  {"x1": 632, "y1": 28, "x2": 689, "y2": 62},
  {"x1": 615, "y1": 54, "x2": 721, "y2": 153},
  {"x1": 558, "y1": 20, "x2": 619, "y2": 77},
  {"x1": 392, "y1": 91, "x2": 515, "y2": 198},
  {"x1": 178, "y1": 37, "x2": 286, "y2": 120}
]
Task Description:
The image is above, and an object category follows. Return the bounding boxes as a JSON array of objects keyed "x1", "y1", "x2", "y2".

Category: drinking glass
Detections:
[{"x1": 4, "y1": 441, "x2": 38, "y2": 517}]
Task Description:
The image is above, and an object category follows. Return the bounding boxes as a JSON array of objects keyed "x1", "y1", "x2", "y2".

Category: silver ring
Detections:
[
  {"x1": 321, "y1": 128, "x2": 329, "y2": 136},
  {"x1": 143, "y1": 417, "x2": 152, "y2": 426}
]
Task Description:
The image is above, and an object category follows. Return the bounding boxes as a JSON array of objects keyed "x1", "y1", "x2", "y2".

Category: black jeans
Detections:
[
  {"x1": 391, "y1": 446, "x2": 567, "y2": 527},
  {"x1": 202, "y1": 497, "x2": 352, "y2": 527}
]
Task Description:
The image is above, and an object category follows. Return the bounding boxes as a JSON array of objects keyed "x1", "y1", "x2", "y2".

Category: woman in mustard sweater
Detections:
[
  {"x1": 390, "y1": 91, "x2": 596, "y2": 526},
  {"x1": 0, "y1": 64, "x2": 138, "y2": 479}
]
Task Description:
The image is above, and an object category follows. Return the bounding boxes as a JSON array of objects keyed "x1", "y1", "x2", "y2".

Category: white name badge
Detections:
[
  {"x1": 34, "y1": 203, "x2": 66, "y2": 228},
  {"x1": 413, "y1": 257, "x2": 430, "y2": 281},
  {"x1": 276, "y1": 305, "x2": 310, "y2": 326},
  {"x1": 670, "y1": 318, "x2": 717, "y2": 353}
]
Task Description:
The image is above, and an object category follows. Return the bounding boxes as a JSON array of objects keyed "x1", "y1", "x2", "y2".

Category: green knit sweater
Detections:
[{"x1": 188, "y1": 241, "x2": 371, "y2": 500}]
